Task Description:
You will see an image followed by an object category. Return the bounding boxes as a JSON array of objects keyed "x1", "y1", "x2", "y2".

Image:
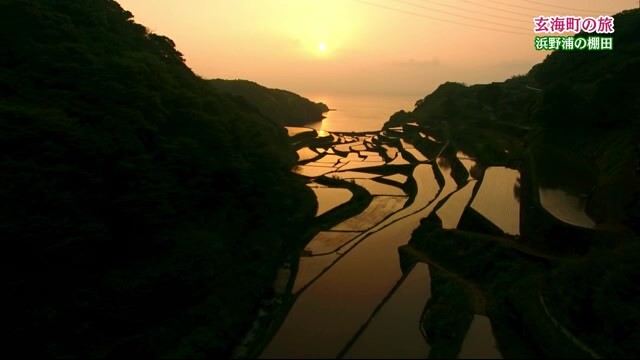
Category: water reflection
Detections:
[
  {"x1": 352, "y1": 179, "x2": 405, "y2": 196},
  {"x1": 364, "y1": 155, "x2": 385, "y2": 162},
  {"x1": 459, "y1": 158, "x2": 481, "y2": 180},
  {"x1": 382, "y1": 144, "x2": 399, "y2": 159},
  {"x1": 338, "y1": 161, "x2": 386, "y2": 171},
  {"x1": 360, "y1": 151, "x2": 380, "y2": 157},
  {"x1": 316, "y1": 154, "x2": 344, "y2": 164},
  {"x1": 292, "y1": 253, "x2": 340, "y2": 294},
  {"x1": 436, "y1": 180, "x2": 478, "y2": 229},
  {"x1": 285, "y1": 126, "x2": 315, "y2": 137},
  {"x1": 303, "y1": 231, "x2": 361, "y2": 256},
  {"x1": 539, "y1": 188, "x2": 595, "y2": 228},
  {"x1": 344, "y1": 263, "x2": 431, "y2": 359},
  {"x1": 294, "y1": 165, "x2": 336, "y2": 178},
  {"x1": 332, "y1": 196, "x2": 408, "y2": 231},
  {"x1": 456, "y1": 150, "x2": 475, "y2": 159},
  {"x1": 325, "y1": 171, "x2": 381, "y2": 180},
  {"x1": 297, "y1": 147, "x2": 320, "y2": 162},
  {"x1": 261, "y1": 165, "x2": 441, "y2": 359},
  {"x1": 317, "y1": 130, "x2": 331, "y2": 138},
  {"x1": 383, "y1": 174, "x2": 408, "y2": 184},
  {"x1": 304, "y1": 94, "x2": 418, "y2": 132},
  {"x1": 335, "y1": 141, "x2": 363, "y2": 153},
  {"x1": 406, "y1": 148, "x2": 429, "y2": 162},
  {"x1": 311, "y1": 187, "x2": 353, "y2": 216},
  {"x1": 388, "y1": 153, "x2": 411, "y2": 165},
  {"x1": 305, "y1": 161, "x2": 336, "y2": 168},
  {"x1": 470, "y1": 167, "x2": 520, "y2": 235}
]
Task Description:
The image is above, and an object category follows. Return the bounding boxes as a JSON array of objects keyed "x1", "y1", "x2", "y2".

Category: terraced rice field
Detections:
[{"x1": 262, "y1": 130, "x2": 508, "y2": 359}]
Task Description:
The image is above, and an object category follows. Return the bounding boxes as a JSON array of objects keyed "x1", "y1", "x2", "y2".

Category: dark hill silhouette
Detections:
[
  {"x1": 386, "y1": 10, "x2": 639, "y2": 131},
  {"x1": 209, "y1": 79, "x2": 329, "y2": 126},
  {"x1": 385, "y1": 9, "x2": 640, "y2": 358},
  {"x1": 1, "y1": 0, "x2": 315, "y2": 357}
]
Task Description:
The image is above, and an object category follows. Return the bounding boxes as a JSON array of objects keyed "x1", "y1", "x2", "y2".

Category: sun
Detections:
[{"x1": 318, "y1": 43, "x2": 327, "y2": 53}]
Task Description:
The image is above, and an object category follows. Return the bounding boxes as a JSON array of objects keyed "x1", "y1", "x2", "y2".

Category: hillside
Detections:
[
  {"x1": 209, "y1": 79, "x2": 329, "y2": 126},
  {"x1": 386, "y1": 9, "x2": 640, "y2": 358},
  {"x1": 385, "y1": 9, "x2": 639, "y2": 228},
  {"x1": 1, "y1": 0, "x2": 316, "y2": 357}
]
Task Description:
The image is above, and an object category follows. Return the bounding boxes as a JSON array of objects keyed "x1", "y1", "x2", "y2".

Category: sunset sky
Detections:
[{"x1": 117, "y1": 0, "x2": 636, "y2": 96}]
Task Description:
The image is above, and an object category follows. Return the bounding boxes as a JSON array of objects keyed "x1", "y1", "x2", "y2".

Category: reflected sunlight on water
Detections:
[
  {"x1": 539, "y1": 188, "x2": 595, "y2": 228},
  {"x1": 310, "y1": 187, "x2": 353, "y2": 216},
  {"x1": 470, "y1": 167, "x2": 520, "y2": 235},
  {"x1": 305, "y1": 93, "x2": 419, "y2": 132}
]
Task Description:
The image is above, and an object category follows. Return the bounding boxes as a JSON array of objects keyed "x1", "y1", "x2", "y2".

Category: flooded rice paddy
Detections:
[
  {"x1": 470, "y1": 167, "x2": 521, "y2": 236},
  {"x1": 260, "y1": 128, "x2": 510, "y2": 359},
  {"x1": 309, "y1": 187, "x2": 353, "y2": 216},
  {"x1": 539, "y1": 188, "x2": 595, "y2": 228}
]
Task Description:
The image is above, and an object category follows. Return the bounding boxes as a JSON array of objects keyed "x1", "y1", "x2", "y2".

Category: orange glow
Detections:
[{"x1": 116, "y1": 0, "x2": 633, "y2": 95}]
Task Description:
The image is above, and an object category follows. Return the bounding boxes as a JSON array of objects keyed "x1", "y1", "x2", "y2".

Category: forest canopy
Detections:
[{"x1": 1, "y1": 0, "x2": 315, "y2": 357}]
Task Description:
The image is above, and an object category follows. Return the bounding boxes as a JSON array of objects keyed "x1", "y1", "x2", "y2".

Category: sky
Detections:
[{"x1": 116, "y1": 0, "x2": 636, "y2": 96}]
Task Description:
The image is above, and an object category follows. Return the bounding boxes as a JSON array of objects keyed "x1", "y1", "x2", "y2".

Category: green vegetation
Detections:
[
  {"x1": 209, "y1": 79, "x2": 329, "y2": 126},
  {"x1": 1, "y1": 0, "x2": 317, "y2": 357}
]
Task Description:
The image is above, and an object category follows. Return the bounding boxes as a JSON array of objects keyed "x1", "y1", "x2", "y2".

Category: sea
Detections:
[{"x1": 303, "y1": 93, "x2": 421, "y2": 133}]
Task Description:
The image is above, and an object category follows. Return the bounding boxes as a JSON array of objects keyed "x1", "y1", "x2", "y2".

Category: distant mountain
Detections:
[
  {"x1": 1, "y1": 0, "x2": 315, "y2": 357},
  {"x1": 209, "y1": 79, "x2": 329, "y2": 126}
]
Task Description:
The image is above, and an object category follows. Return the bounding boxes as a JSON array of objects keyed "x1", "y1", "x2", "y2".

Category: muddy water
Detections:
[{"x1": 260, "y1": 163, "x2": 455, "y2": 359}]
